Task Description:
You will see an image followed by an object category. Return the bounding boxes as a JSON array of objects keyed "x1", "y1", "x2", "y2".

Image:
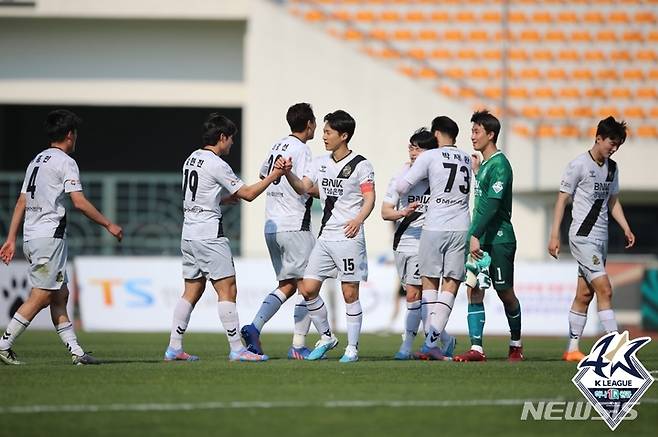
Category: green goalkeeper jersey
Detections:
[{"x1": 469, "y1": 150, "x2": 516, "y2": 245}]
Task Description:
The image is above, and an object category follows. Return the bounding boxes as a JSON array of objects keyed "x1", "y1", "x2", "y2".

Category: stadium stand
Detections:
[{"x1": 290, "y1": 0, "x2": 658, "y2": 138}]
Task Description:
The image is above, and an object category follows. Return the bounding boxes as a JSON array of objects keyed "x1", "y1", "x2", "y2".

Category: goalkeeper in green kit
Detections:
[{"x1": 454, "y1": 110, "x2": 524, "y2": 362}]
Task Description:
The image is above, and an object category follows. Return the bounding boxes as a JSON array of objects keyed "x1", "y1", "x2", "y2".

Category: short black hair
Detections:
[
  {"x1": 470, "y1": 109, "x2": 501, "y2": 144},
  {"x1": 430, "y1": 116, "x2": 459, "y2": 142},
  {"x1": 409, "y1": 127, "x2": 438, "y2": 150},
  {"x1": 324, "y1": 110, "x2": 356, "y2": 143},
  {"x1": 287, "y1": 103, "x2": 315, "y2": 133},
  {"x1": 596, "y1": 116, "x2": 627, "y2": 145},
  {"x1": 203, "y1": 113, "x2": 237, "y2": 146},
  {"x1": 44, "y1": 109, "x2": 82, "y2": 142}
]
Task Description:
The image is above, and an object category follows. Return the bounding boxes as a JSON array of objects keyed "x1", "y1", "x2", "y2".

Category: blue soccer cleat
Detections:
[
  {"x1": 288, "y1": 346, "x2": 312, "y2": 360},
  {"x1": 339, "y1": 347, "x2": 359, "y2": 363},
  {"x1": 164, "y1": 347, "x2": 199, "y2": 362},
  {"x1": 240, "y1": 324, "x2": 263, "y2": 355},
  {"x1": 229, "y1": 348, "x2": 268, "y2": 362},
  {"x1": 394, "y1": 350, "x2": 412, "y2": 360},
  {"x1": 306, "y1": 336, "x2": 339, "y2": 361},
  {"x1": 440, "y1": 334, "x2": 457, "y2": 358}
]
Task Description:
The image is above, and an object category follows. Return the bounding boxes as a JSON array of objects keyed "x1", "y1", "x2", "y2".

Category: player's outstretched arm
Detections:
[
  {"x1": 381, "y1": 201, "x2": 419, "y2": 221},
  {"x1": 0, "y1": 193, "x2": 26, "y2": 264},
  {"x1": 69, "y1": 191, "x2": 123, "y2": 242},
  {"x1": 281, "y1": 159, "x2": 314, "y2": 196},
  {"x1": 609, "y1": 195, "x2": 635, "y2": 249},
  {"x1": 344, "y1": 188, "x2": 375, "y2": 238},
  {"x1": 234, "y1": 158, "x2": 288, "y2": 202},
  {"x1": 547, "y1": 192, "x2": 571, "y2": 259}
]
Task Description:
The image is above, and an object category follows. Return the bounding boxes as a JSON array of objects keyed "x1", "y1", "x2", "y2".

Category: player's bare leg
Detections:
[
  {"x1": 497, "y1": 287, "x2": 524, "y2": 361},
  {"x1": 340, "y1": 281, "x2": 361, "y2": 363},
  {"x1": 165, "y1": 278, "x2": 205, "y2": 362},
  {"x1": 564, "y1": 277, "x2": 594, "y2": 362}
]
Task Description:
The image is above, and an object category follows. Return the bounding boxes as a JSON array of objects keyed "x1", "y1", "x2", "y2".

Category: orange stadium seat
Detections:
[
  {"x1": 560, "y1": 87, "x2": 581, "y2": 99},
  {"x1": 609, "y1": 11, "x2": 630, "y2": 24},
  {"x1": 444, "y1": 30, "x2": 464, "y2": 41},
  {"x1": 405, "y1": 11, "x2": 426, "y2": 22},
  {"x1": 545, "y1": 30, "x2": 566, "y2": 42},
  {"x1": 509, "y1": 48, "x2": 529, "y2": 61},
  {"x1": 583, "y1": 11, "x2": 604, "y2": 24},
  {"x1": 623, "y1": 31, "x2": 644, "y2": 42},
  {"x1": 343, "y1": 29, "x2": 363, "y2": 40},
  {"x1": 624, "y1": 106, "x2": 646, "y2": 118},
  {"x1": 571, "y1": 30, "x2": 592, "y2": 42},
  {"x1": 437, "y1": 85, "x2": 455, "y2": 97},
  {"x1": 537, "y1": 125, "x2": 556, "y2": 138},
  {"x1": 547, "y1": 68, "x2": 568, "y2": 80},
  {"x1": 418, "y1": 29, "x2": 438, "y2": 40},
  {"x1": 431, "y1": 48, "x2": 453, "y2": 59},
  {"x1": 597, "y1": 106, "x2": 620, "y2": 118},
  {"x1": 610, "y1": 50, "x2": 630, "y2": 61},
  {"x1": 610, "y1": 87, "x2": 632, "y2": 99},
  {"x1": 381, "y1": 10, "x2": 401, "y2": 21},
  {"x1": 557, "y1": 11, "x2": 578, "y2": 23},
  {"x1": 304, "y1": 10, "x2": 325, "y2": 21},
  {"x1": 649, "y1": 31, "x2": 658, "y2": 42},
  {"x1": 332, "y1": 10, "x2": 351, "y2": 21},
  {"x1": 469, "y1": 30, "x2": 489, "y2": 42},
  {"x1": 597, "y1": 69, "x2": 619, "y2": 80},
  {"x1": 520, "y1": 68, "x2": 542, "y2": 80},
  {"x1": 547, "y1": 106, "x2": 567, "y2": 118},
  {"x1": 572, "y1": 68, "x2": 594, "y2": 80},
  {"x1": 355, "y1": 10, "x2": 376, "y2": 21},
  {"x1": 418, "y1": 67, "x2": 438, "y2": 79},
  {"x1": 636, "y1": 49, "x2": 657, "y2": 61},
  {"x1": 585, "y1": 50, "x2": 606, "y2": 62},
  {"x1": 508, "y1": 87, "x2": 530, "y2": 99},
  {"x1": 533, "y1": 49, "x2": 554, "y2": 61},
  {"x1": 634, "y1": 11, "x2": 656, "y2": 24},
  {"x1": 484, "y1": 86, "x2": 502, "y2": 99},
  {"x1": 649, "y1": 69, "x2": 658, "y2": 80},
  {"x1": 561, "y1": 125, "x2": 581, "y2": 138},
  {"x1": 636, "y1": 125, "x2": 658, "y2": 138},
  {"x1": 393, "y1": 29, "x2": 414, "y2": 40},
  {"x1": 369, "y1": 28, "x2": 389, "y2": 39},
  {"x1": 482, "y1": 10, "x2": 501, "y2": 23},
  {"x1": 650, "y1": 106, "x2": 658, "y2": 118},
  {"x1": 636, "y1": 87, "x2": 658, "y2": 99},
  {"x1": 532, "y1": 11, "x2": 552, "y2": 23},
  {"x1": 457, "y1": 48, "x2": 477, "y2": 60},
  {"x1": 430, "y1": 11, "x2": 450, "y2": 22},
  {"x1": 407, "y1": 48, "x2": 427, "y2": 59},
  {"x1": 456, "y1": 11, "x2": 476, "y2": 23},
  {"x1": 521, "y1": 105, "x2": 542, "y2": 118},
  {"x1": 380, "y1": 48, "x2": 400, "y2": 58},
  {"x1": 483, "y1": 49, "x2": 502, "y2": 60},
  {"x1": 398, "y1": 65, "x2": 415, "y2": 77},
  {"x1": 444, "y1": 67, "x2": 465, "y2": 79},
  {"x1": 458, "y1": 87, "x2": 477, "y2": 98},
  {"x1": 623, "y1": 69, "x2": 645, "y2": 81},
  {"x1": 513, "y1": 124, "x2": 531, "y2": 137},
  {"x1": 471, "y1": 68, "x2": 492, "y2": 80},
  {"x1": 508, "y1": 11, "x2": 527, "y2": 23},
  {"x1": 535, "y1": 87, "x2": 554, "y2": 99},
  {"x1": 520, "y1": 30, "x2": 541, "y2": 43},
  {"x1": 573, "y1": 106, "x2": 594, "y2": 118},
  {"x1": 585, "y1": 88, "x2": 606, "y2": 99},
  {"x1": 559, "y1": 49, "x2": 580, "y2": 62},
  {"x1": 597, "y1": 30, "x2": 618, "y2": 42}
]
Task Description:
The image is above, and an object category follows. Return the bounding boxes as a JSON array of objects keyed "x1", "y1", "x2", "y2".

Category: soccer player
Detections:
[
  {"x1": 164, "y1": 113, "x2": 287, "y2": 362},
  {"x1": 454, "y1": 110, "x2": 524, "y2": 362},
  {"x1": 548, "y1": 117, "x2": 635, "y2": 362},
  {"x1": 282, "y1": 110, "x2": 375, "y2": 363},
  {"x1": 241, "y1": 103, "x2": 318, "y2": 360},
  {"x1": 396, "y1": 117, "x2": 470, "y2": 361},
  {"x1": 383, "y1": 127, "x2": 458, "y2": 360},
  {"x1": 0, "y1": 109, "x2": 123, "y2": 365}
]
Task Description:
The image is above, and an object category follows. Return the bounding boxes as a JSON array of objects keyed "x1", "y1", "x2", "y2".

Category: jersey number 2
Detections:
[
  {"x1": 26, "y1": 167, "x2": 39, "y2": 199},
  {"x1": 183, "y1": 169, "x2": 199, "y2": 201}
]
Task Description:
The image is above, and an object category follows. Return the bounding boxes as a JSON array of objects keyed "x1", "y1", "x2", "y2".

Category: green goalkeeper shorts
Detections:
[{"x1": 481, "y1": 242, "x2": 516, "y2": 291}]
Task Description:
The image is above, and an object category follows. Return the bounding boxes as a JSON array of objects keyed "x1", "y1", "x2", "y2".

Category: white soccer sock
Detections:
[
  {"x1": 253, "y1": 289, "x2": 287, "y2": 332},
  {"x1": 306, "y1": 296, "x2": 332, "y2": 340},
  {"x1": 292, "y1": 297, "x2": 311, "y2": 348},
  {"x1": 345, "y1": 300, "x2": 363, "y2": 349},
  {"x1": 401, "y1": 300, "x2": 421, "y2": 353},
  {"x1": 168, "y1": 298, "x2": 194, "y2": 350},
  {"x1": 421, "y1": 289, "x2": 440, "y2": 348},
  {"x1": 434, "y1": 292, "x2": 456, "y2": 343},
  {"x1": 56, "y1": 322, "x2": 84, "y2": 357},
  {"x1": 0, "y1": 313, "x2": 30, "y2": 350},
  {"x1": 598, "y1": 309, "x2": 618, "y2": 334},
  {"x1": 217, "y1": 301, "x2": 243, "y2": 352},
  {"x1": 567, "y1": 310, "x2": 587, "y2": 352}
]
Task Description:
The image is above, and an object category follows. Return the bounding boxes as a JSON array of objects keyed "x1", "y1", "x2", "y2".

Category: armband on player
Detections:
[{"x1": 360, "y1": 182, "x2": 374, "y2": 193}]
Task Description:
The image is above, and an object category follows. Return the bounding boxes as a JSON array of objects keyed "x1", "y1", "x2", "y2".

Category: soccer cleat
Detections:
[
  {"x1": 339, "y1": 347, "x2": 359, "y2": 363},
  {"x1": 563, "y1": 350, "x2": 586, "y2": 362},
  {"x1": 72, "y1": 353, "x2": 101, "y2": 365},
  {"x1": 453, "y1": 349, "x2": 487, "y2": 362},
  {"x1": 0, "y1": 348, "x2": 23, "y2": 365},
  {"x1": 414, "y1": 345, "x2": 451, "y2": 361},
  {"x1": 306, "y1": 336, "x2": 339, "y2": 361},
  {"x1": 287, "y1": 346, "x2": 312, "y2": 360},
  {"x1": 229, "y1": 348, "x2": 268, "y2": 362},
  {"x1": 240, "y1": 324, "x2": 263, "y2": 355},
  {"x1": 440, "y1": 334, "x2": 457, "y2": 358},
  {"x1": 164, "y1": 347, "x2": 199, "y2": 362},
  {"x1": 394, "y1": 350, "x2": 413, "y2": 360},
  {"x1": 508, "y1": 345, "x2": 525, "y2": 362}
]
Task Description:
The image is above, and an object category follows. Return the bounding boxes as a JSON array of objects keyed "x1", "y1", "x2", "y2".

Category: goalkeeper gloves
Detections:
[{"x1": 465, "y1": 251, "x2": 492, "y2": 289}]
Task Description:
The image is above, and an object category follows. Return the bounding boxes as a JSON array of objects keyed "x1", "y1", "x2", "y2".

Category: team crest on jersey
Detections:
[
  {"x1": 56, "y1": 271, "x2": 64, "y2": 283},
  {"x1": 492, "y1": 181, "x2": 503, "y2": 193},
  {"x1": 589, "y1": 170, "x2": 597, "y2": 178},
  {"x1": 341, "y1": 165, "x2": 353, "y2": 178},
  {"x1": 319, "y1": 165, "x2": 327, "y2": 173},
  {"x1": 592, "y1": 255, "x2": 600, "y2": 265},
  {"x1": 572, "y1": 331, "x2": 654, "y2": 430}
]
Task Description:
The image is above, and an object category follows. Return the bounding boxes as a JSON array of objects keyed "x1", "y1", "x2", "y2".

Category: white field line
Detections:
[{"x1": 0, "y1": 398, "x2": 656, "y2": 414}]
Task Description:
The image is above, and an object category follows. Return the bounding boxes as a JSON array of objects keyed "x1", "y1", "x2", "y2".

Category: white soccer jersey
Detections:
[
  {"x1": 181, "y1": 148, "x2": 245, "y2": 240},
  {"x1": 560, "y1": 152, "x2": 619, "y2": 241},
  {"x1": 259, "y1": 135, "x2": 313, "y2": 233},
  {"x1": 401, "y1": 146, "x2": 471, "y2": 232},
  {"x1": 305, "y1": 151, "x2": 375, "y2": 241},
  {"x1": 383, "y1": 163, "x2": 430, "y2": 252},
  {"x1": 20, "y1": 147, "x2": 82, "y2": 241}
]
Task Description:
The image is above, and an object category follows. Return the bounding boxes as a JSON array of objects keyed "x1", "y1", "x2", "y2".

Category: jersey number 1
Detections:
[
  {"x1": 26, "y1": 167, "x2": 39, "y2": 199},
  {"x1": 183, "y1": 169, "x2": 199, "y2": 201},
  {"x1": 266, "y1": 154, "x2": 283, "y2": 185}
]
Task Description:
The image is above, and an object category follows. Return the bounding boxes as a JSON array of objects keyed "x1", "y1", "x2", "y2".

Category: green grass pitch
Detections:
[{"x1": 1, "y1": 331, "x2": 656, "y2": 437}]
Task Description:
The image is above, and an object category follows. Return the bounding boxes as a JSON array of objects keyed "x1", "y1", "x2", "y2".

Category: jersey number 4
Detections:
[
  {"x1": 443, "y1": 163, "x2": 470, "y2": 194},
  {"x1": 26, "y1": 167, "x2": 39, "y2": 199},
  {"x1": 183, "y1": 169, "x2": 199, "y2": 201}
]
